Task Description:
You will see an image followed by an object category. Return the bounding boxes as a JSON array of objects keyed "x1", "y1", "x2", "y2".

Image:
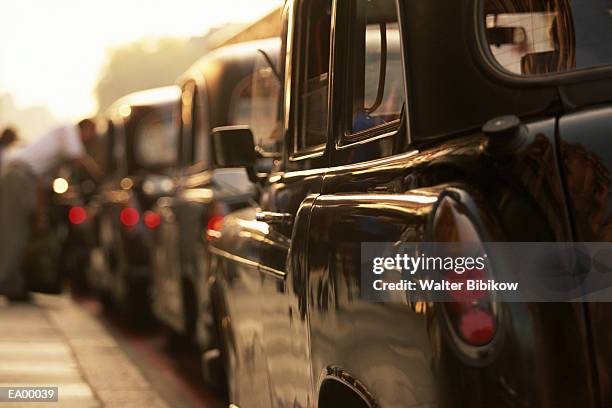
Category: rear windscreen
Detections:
[
  {"x1": 134, "y1": 110, "x2": 177, "y2": 168},
  {"x1": 483, "y1": 0, "x2": 612, "y2": 75}
]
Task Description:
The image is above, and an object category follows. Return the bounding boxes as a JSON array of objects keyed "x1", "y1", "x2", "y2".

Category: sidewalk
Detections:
[{"x1": 0, "y1": 294, "x2": 168, "y2": 408}]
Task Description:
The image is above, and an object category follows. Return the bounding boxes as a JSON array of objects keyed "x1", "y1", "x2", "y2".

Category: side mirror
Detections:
[{"x1": 211, "y1": 126, "x2": 256, "y2": 168}]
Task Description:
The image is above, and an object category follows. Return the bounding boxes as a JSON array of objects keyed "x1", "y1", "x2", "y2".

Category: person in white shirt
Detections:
[{"x1": 0, "y1": 119, "x2": 100, "y2": 301}]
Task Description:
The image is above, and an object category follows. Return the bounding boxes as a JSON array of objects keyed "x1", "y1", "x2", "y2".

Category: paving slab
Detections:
[{"x1": 0, "y1": 294, "x2": 169, "y2": 407}]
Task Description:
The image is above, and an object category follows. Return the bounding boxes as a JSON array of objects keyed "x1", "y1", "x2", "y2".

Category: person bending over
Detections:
[{"x1": 0, "y1": 119, "x2": 101, "y2": 301}]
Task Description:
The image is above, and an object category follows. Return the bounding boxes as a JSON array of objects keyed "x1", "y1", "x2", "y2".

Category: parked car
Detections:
[
  {"x1": 50, "y1": 155, "x2": 99, "y2": 293},
  {"x1": 88, "y1": 86, "x2": 180, "y2": 320},
  {"x1": 149, "y1": 38, "x2": 281, "y2": 380},
  {"x1": 23, "y1": 121, "x2": 102, "y2": 295},
  {"x1": 206, "y1": 0, "x2": 612, "y2": 407}
]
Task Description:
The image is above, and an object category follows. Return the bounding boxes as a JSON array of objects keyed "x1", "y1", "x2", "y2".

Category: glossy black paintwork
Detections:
[
  {"x1": 149, "y1": 39, "x2": 281, "y2": 352},
  {"x1": 206, "y1": 0, "x2": 612, "y2": 407},
  {"x1": 88, "y1": 88, "x2": 179, "y2": 315},
  {"x1": 558, "y1": 104, "x2": 612, "y2": 405}
]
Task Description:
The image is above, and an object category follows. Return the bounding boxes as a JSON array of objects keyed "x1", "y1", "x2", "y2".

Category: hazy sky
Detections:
[{"x1": 0, "y1": 0, "x2": 279, "y2": 121}]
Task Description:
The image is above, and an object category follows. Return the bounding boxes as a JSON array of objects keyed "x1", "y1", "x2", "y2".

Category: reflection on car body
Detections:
[
  {"x1": 205, "y1": 0, "x2": 612, "y2": 407},
  {"x1": 148, "y1": 38, "x2": 281, "y2": 388}
]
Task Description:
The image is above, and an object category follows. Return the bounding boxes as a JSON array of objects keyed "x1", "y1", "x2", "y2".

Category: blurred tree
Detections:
[{"x1": 95, "y1": 24, "x2": 246, "y2": 112}]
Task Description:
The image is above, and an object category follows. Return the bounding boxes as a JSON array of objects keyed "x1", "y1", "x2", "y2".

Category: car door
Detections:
[
  {"x1": 304, "y1": 0, "x2": 595, "y2": 407},
  {"x1": 211, "y1": 2, "x2": 332, "y2": 406},
  {"x1": 153, "y1": 81, "x2": 207, "y2": 332},
  {"x1": 251, "y1": 1, "x2": 337, "y2": 406},
  {"x1": 175, "y1": 83, "x2": 214, "y2": 339}
]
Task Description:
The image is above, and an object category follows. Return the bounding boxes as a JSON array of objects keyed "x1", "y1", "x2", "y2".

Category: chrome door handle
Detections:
[{"x1": 256, "y1": 211, "x2": 292, "y2": 225}]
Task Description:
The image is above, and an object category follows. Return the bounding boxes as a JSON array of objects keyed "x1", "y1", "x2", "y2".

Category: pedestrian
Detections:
[{"x1": 0, "y1": 119, "x2": 101, "y2": 301}]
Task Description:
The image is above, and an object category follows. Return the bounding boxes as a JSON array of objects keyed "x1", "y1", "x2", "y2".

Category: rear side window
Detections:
[
  {"x1": 297, "y1": 0, "x2": 332, "y2": 151},
  {"x1": 229, "y1": 75, "x2": 253, "y2": 127},
  {"x1": 483, "y1": 0, "x2": 612, "y2": 75},
  {"x1": 250, "y1": 52, "x2": 282, "y2": 154},
  {"x1": 349, "y1": 0, "x2": 404, "y2": 134},
  {"x1": 135, "y1": 110, "x2": 176, "y2": 168},
  {"x1": 178, "y1": 83, "x2": 208, "y2": 168}
]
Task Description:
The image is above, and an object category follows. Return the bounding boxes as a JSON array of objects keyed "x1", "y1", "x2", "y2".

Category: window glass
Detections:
[
  {"x1": 179, "y1": 83, "x2": 196, "y2": 167},
  {"x1": 351, "y1": 0, "x2": 404, "y2": 133},
  {"x1": 192, "y1": 88, "x2": 209, "y2": 167},
  {"x1": 229, "y1": 75, "x2": 253, "y2": 126},
  {"x1": 250, "y1": 53, "x2": 282, "y2": 153},
  {"x1": 484, "y1": 0, "x2": 612, "y2": 75},
  {"x1": 135, "y1": 110, "x2": 176, "y2": 168},
  {"x1": 298, "y1": 0, "x2": 332, "y2": 150}
]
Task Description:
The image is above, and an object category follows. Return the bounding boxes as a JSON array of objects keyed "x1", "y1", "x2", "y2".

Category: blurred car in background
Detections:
[
  {"x1": 50, "y1": 154, "x2": 99, "y2": 293},
  {"x1": 87, "y1": 86, "x2": 180, "y2": 321},
  {"x1": 149, "y1": 38, "x2": 281, "y2": 389}
]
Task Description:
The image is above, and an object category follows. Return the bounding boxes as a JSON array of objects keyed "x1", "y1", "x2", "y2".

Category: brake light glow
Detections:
[
  {"x1": 458, "y1": 307, "x2": 495, "y2": 346},
  {"x1": 144, "y1": 211, "x2": 161, "y2": 229},
  {"x1": 120, "y1": 207, "x2": 139, "y2": 227},
  {"x1": 434, "y1": 196, "x2": 498, "y2": 348},
  {"x1": 68, "y1": 206, "x2": 87, "y2": 225},
  {"x1": 207, "y1": 215, "x2": 225, "y2": 240}
]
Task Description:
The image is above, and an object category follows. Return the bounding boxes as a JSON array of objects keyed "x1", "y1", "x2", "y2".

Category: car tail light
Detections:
[
  {"x1": 207, "y1": 215, "x2": 225, "y2": 240},
  {"x1": 120, "y1": 207, "x2": 139, "y2": 227},
  {"x1": 433, "y1": 196, "x2": 497, "y2": 347},
  {"x1": 143, "y1": 211, "x2": 161, "y2": 229},
  {"x1": 445, "y1": 267, "x2": 496, "y2": 346},
  {"x1": 68, "y1": 206, "x2": 87, "y2": 225}
]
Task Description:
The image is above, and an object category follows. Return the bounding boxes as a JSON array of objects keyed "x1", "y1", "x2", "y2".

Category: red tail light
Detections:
[
  {"x1": 207, "y1": 215, "x2": 225, "y2": 240},
  {"x1": 433, "y1": 195, "x2": 497, "y2": 347},
  {"x1": 445, "y1": 266, "x2": 496, "y2": 346},
  {"x1": 69, "y1": 206, "x2": 87, "y2": 225},
  {"x1": 143, "y1": 211, "x2": 161, "y2": 229},
  {"x1": 120, "y1": 207, "x2": 139, "y2": 227}
]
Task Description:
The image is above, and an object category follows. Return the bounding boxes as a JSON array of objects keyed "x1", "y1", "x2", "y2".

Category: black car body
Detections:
[
  {"x1": 150, "y1": 38, "x2": 281, "y2": 359},
  {"x1": 50, "y1": 158, "x2": 99, "y2": 292},
  {"x1": 88, "y1": 86, "x2": 180, "y2": 318},
  {"x1": 207, "y1": 0, "x2": 612, "y2": 407}
]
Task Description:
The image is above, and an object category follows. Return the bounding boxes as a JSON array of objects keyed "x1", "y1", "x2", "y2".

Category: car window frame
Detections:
[
  {"x1": 336, "y1": 0, "x2": 406, "y2": 150},
  {"x1": 474, "y1": 0, "x2": 612, "y2": 87},
  {"x1": 190, "y1": 84, "x2": 209, "y2": 172},
  {"x1": 279, "y1": 0, "x2": 413, "y2": 173},
  {"x1": 178, "y1": 81, "x2": 208, "y2": 175},
  {"x1": 288, "y1": 0, "x2": 333, "y2": 162}
]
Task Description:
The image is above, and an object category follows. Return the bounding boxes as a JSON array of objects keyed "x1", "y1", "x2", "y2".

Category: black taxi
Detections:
[
  {"x1": 207, "y1": 0, "x2": 612, "y2": 407},
  {"x1": 149, "y1": 38, "x2": 280, "y2": 381},
  {"x1": 88, "y1": 86, "x2": 180, "y2": 320}
]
